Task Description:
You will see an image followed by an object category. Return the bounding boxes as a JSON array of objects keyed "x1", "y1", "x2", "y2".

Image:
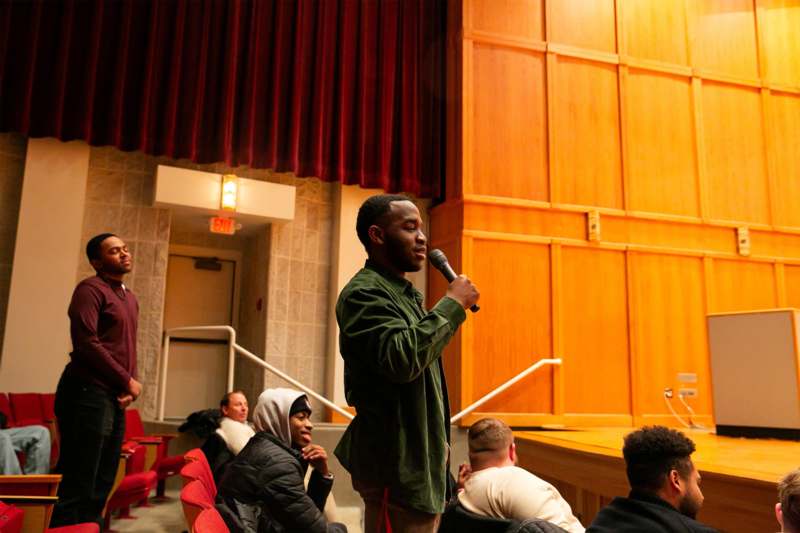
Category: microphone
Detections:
[{"x1": 428, "y1": 249, "x2": 480, "y2": 313}]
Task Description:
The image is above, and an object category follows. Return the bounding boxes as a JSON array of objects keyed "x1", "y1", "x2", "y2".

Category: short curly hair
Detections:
[
  {"x1": 355, "y1": 194, "x2": 411, "y2": 252},
  {"x1": 623, "y1": 426, "x2": 696, "y2": 492},
  {"x1": 779, "y1": 468, "x2": 800, "y2": 531}
]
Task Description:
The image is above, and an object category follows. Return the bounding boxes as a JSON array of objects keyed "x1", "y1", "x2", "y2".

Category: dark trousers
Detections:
[{"x1": 50, "y1": 375, "x2": 125, "y2": 528}]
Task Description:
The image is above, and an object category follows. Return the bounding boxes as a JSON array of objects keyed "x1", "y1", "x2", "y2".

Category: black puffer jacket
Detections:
[{"x1": 216, "y1": 432, "x2": 346, "y2": 533}]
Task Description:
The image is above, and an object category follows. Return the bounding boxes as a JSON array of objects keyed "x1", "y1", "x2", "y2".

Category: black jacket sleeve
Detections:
[{"x1": 256, "y1": 455, "x2": 331, "y2": 533}]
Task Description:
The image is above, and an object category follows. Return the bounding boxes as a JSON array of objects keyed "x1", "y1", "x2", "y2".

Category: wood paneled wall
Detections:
[{"x1": 433, "y1": 0, "x2": 800, "y2": 427}]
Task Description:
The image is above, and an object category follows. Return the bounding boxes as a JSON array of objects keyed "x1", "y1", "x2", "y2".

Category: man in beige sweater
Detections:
[{"x1": 457, "y1": 418, "x2": 585, "y2": 533}]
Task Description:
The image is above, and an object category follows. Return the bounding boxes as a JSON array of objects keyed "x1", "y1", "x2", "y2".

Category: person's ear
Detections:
[
  {"x1": 368, "y1": 225, "x2": 385, "y2": 246},
  {"x1": 90, "y1": 258, "x2": 102, "y2": 271},
  {"x1": 509, "y1": 442, "x2": 517, "y2": 464},
  {"x1": 668, "y1": 470, "x2": 683, "y2": 494},
  {"x1": 776, "y1": 502, "x2": 784, "y2": 529}
]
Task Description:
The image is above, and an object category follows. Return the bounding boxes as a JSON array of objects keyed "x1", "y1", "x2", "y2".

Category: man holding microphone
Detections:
[{"x1": 335, "y1": 194, "x2": 479, "y2": 532}]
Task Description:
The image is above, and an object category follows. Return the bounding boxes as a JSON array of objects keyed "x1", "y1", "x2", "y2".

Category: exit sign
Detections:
[{"x1": 209, "y1": 216, "x2": 236, "y2": 235}]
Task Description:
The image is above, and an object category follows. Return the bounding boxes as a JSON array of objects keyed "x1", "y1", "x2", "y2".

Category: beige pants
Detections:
[{"x1": 353, "y1": 480, "x2": 441, "y2": 533}]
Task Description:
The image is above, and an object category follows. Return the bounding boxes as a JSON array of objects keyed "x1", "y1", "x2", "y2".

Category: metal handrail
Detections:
[
  {"x1": 157, "y1": 325, "x2": 354, "y2": 422},
  {"x1": 157, "y1": 325, "x2": 559, "y2": 426},
  {"x1": 449, "y1": 358, "x2": 562, "y2": 424}
]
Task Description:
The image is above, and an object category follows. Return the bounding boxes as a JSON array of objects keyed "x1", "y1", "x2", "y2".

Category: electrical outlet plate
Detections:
[
  {"x1": 737, "y1": 227, "x2": 751, "y2": 256},
  {"x1": 677, "y1": 372, "x2": 697, "y2": 383},
  {"x1": 587, "y1": 211, "x2": 601, "y2": 242},
  {"x1": 679, "y1": 387, "x2": 698, "y2": 398}
]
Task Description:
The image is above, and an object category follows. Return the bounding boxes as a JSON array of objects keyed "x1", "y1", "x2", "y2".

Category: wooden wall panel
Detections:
[
  {"x1": 552, "y1": 57, "x2": 622, "y2": 208},
  {"x1": 624, "y1": 70, "x2": 699, "y2": 216},
  {"x1": 690, "y1": 0, "x2": 760, "y2": 79},
  {"x1": 785, "y1": 265, "x2": 800, "y2": 308},
  {"x1": 768, "y1": 92, "x2": 800, "y2": 228},
  {"x1": 711, "y1": 259, "x2": 778, "y2": 313},
  {"x1": 548, "y1": 0, "x2": 617, "y2": 52},
  {"x1": 470, "y1": 239, "x2": 553, "y2": 413},
  {"x1": 471, "y1": 0, "x2": 545, "y2": 41},
  {"x1": 621, "y1": 0, "x2": 689, "y2": 65},
  {"x1": 628, "y1": 253, "x2": 711, "y2": 418},
  {"x1": 441, "y1": 0, "x2": 800, "y2": 428},
  {"x1": 561, "y1": 248, "x2": 630, "y2": 414},
  {"x1": 758, "y1": 1, "x2": 800, "y2": 87},
  {"x1": 750, "y1": 231, "x2": 800, "y2": 260},
  {"x1": 432, "y1": 240, "x2": 463, "y2": 410},
  {"x1": 702, "y1": 83, "x2": 769, "y2": 224},
  {"x1": 472, "y1": 45, "x2": 548, "y2": 200}
]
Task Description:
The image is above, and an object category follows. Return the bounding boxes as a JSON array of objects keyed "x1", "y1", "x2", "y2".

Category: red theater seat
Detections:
[
  {"x1": 192, "y1": 507, "x2": 230, "y2": 533},
  {"x1": 180, "y1": 480, "x2": 214, "y2": 532},
  {"x1": 39, "y1": 394, "x2": 55, "y2": 423},
  {"x1": 0, "y1": 498, "x2": 100, "y2": 533},
  {"x1": 124, "y1": 409, "x2": 185, "y2": 498},
  {"x1": 0, "y1": 476, "x2": 98, "y2": 532},
  {"x1": 180, "y1": 452, "x2": 216, "y2": 499},
  {"x1": 0, "y1": 501, "x2": 23, "y2": 533},
  {"x1": 103, "y1": 442, "x2": 157, "y2": 530},
  {"x1": 4, "y1": 392, "x2": 59, "y2": 469},
  {"x1": 0, "y1": 395, "x2": 12, "y2": 425},
  {"x1": 8, "y1": 394, "x2": 44, "y2": 426}
]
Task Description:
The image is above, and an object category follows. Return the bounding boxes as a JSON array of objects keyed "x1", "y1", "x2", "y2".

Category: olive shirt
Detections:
[{"x1": 334, "y1": 261, "x2": 467, "y2": 514}]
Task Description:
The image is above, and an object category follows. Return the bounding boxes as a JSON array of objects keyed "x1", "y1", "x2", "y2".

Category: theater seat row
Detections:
[
  {"x1": 1, "y1": 394, "x2": 187, "y2": 532},
  {"x1": 180, "y1": 449, "x2": 228, "y2": 533}
]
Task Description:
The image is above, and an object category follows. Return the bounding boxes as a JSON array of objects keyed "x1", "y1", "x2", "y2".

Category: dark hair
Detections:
[
  {"x1": 86, "y1": 233, "x2": 117, "y2": 262},
  {"x1": 220, "y1": 390, "x2": 246, "y2": 409},
  {"x1": 779, "y1": 469, "x2": 800, "y2": 531},
  {"x1": 355, "y1": 194, "x2": 410, "y2": 252},
  {"x1": 623, "y1": 426, "x2": 696, "y2": 492}
]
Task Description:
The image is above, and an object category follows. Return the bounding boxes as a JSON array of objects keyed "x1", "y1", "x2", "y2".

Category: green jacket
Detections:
[{"x1": 334, "y1": 261, "x2": 466, "y2": 514}]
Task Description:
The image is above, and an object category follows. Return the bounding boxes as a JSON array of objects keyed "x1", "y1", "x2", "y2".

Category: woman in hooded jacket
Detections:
[{"x1": 216, "y1": 388, "x2": 347, "y2": 533}]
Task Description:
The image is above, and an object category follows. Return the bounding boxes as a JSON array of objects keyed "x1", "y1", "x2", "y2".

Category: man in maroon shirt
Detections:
[{"x1": 50, "y1": 233, "x2": 143, "y2": 528}]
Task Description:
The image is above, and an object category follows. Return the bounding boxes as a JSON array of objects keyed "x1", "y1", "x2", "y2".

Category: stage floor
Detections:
[{"x1": 513, "y1": 427, "x2": 794, "y2": 533}]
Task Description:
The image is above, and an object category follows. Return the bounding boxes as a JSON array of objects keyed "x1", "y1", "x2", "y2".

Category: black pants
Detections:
[{"x1": 50, "y1": 375, "x2": 125, "y2": 527}]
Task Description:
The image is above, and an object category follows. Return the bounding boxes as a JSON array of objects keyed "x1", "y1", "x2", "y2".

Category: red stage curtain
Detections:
[{"x1": 0, "y1": 0, "x2": 445, "y2": 198}]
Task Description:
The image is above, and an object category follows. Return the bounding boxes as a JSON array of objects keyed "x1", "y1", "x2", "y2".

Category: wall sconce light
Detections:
[{"x1": 220, "y1": 174, "x2": 238, "y2": 211}]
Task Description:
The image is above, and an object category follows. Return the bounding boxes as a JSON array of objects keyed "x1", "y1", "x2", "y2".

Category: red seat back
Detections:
[
  {"x1": 121, "y1": 442, "x2": 147, "y2": 474},
  {"x1": 192, "y1": 507, "x2": 229, "y2": 533},
  {"x1": 184, "y1": 448, "x2": 207, "y2": 463},
  {"x1": 39, "y1": 394, "x2": 55, "y2": 421},
  {"x1": 0, "y1": 394, "x2": 13, "y2": 427},
  {"x1": 180, "y1": 459, "x2": 216, "y2": 499},
  {"x1": 8, "y1": 394, "x2": 44, "y2": 425},
  {"x1": 180, "y1": 480, "x2": 214, "y2": 531},
  {"x1": 124, "y1": 409, "x2": 145, "y2": 440}
]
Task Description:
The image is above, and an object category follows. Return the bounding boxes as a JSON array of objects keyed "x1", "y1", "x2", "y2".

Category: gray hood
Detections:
[{"x1": 252, "y1": 388, "x2": 307, "y2": 447}]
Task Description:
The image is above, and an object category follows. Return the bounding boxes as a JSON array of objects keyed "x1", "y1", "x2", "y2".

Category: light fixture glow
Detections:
[{"x1": 220, "y1": 174, "x2": 238, "y2": 211}]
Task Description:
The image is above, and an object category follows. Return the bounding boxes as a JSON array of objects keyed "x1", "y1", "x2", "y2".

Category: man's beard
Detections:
[
  {"x1": 385, "y1": 237, "x2": 420, "y2": 273},
  {"x1": 678, "y1": 495, "x2": 700, "y2": 519}
]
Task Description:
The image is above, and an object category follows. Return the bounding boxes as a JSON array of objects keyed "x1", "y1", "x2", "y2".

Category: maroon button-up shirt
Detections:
[{"x1": 65, "y1": 275, "x2": 138, "y2": 394}]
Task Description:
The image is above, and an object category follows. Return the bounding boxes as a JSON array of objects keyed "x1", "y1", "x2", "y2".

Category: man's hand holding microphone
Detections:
[{"x1": 429, "y1": 249, "x2": 481, "y2": 312}]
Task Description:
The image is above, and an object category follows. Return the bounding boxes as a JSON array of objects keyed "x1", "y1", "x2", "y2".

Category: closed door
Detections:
[{"x1": 162, "y1": 255, "x2": 236, "y2": 419}]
